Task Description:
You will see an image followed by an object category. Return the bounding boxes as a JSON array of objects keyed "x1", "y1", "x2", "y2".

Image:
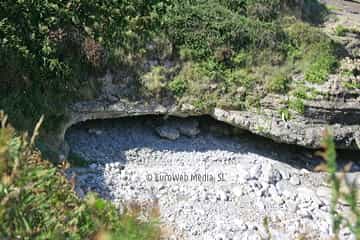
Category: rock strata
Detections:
[{"x1": 60, "y1": 100, "x2": 360, "y2": 152}]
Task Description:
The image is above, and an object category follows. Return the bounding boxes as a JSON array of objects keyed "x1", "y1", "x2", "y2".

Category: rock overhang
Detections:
[{"x1": 56, "y1": 99, "x2": 360, "y2": 158}]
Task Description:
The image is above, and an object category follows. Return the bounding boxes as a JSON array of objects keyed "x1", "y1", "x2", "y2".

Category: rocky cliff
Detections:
[{"x1": 57, "y1": 0, "x2": 360, "y2": 152}]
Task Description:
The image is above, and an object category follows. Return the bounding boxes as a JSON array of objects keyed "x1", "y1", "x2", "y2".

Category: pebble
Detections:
[
  {"x1": 261, "y1": 163, "x2": 282, "y2": 184},
  {"x1": 65, "y1": 117, "x2": 352, "y2": 240},
  {"x1": 232, "y1": 186, "x2": 244, "y2": 197},
  {"x1": 316, "y1": 186, "x2": 332, "y2": 201},
  {"x1": 289, "y1": 175, "x2": 301, "y2": 185},
  {"x1": 249, "y1": 165, "x2": 262, "y2": 180},
  {"x1": 89, "y1": 163, "x2": 97, "y2": 169}
]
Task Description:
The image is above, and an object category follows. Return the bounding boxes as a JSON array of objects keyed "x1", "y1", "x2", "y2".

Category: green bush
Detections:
[
  {"x1": 141, "y1": 66, "x2": 168, "y2": 98},
  {"x1": 285, "y1": 22, "x2": 339, "y2": 84},
  {"x1": 266, "y1": 73, "x2": 291, "y2": 93},
  {"x1": 245, "y1": 94, "x2": 261, "y2": 109},
  {"x1": 292, "y1": 85, "x2": 309, "y2": 99},
  {"x1": 179, "y1": 48, "x2": 196, "y2": 61},
  {"x1": 225, "y1": 68, "x2": 256, "y2": 90},
  {"x1": 0, "y1": 0, "x2": 339, "y2": 126},
  {"x1": 305, "y1": 53, "x2": 338, "y2": 84},
  {"x1": 286, "y1": 22, "x2": 328, "y2": 48},
  {"x1": 335, "y1": 25, "x2": 350, "y2": 37},
  {"x1": 169, "y1": 78, "x2": 187, "y2": 97},
  {"x1": 343, "y1": 82, "x2": 360, "y2": 90},
  {"x1": 0, "y1": 0, "x2": 161, "y2": 129},
  {"x1": 232, "y1": 51, "x2": 248, "y2": 67},
  {"x1": 289, "y1": 98, "x2": 305, "y2": 114},
  {"x1": 0, "y1": 112, "x2": 160, "y2": 239},
  {"x1": 174, "y1": 63, "x2": 211, "y2": 95},
  {"x1": 163, "y1": 0, "x2": 285, "y2": 59}
]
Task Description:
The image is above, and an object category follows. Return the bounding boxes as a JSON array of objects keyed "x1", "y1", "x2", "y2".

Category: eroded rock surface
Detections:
[{"x1": 62, "y1": 98, "x2": 359, "y2": 151}]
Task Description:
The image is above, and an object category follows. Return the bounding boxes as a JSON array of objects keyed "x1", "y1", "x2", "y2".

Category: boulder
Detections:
[
  {"x1": 155, "y1": 125, "x2": 180, "y2": 140},
  {"x1": 176, "y1": 119, "x2": 200, "y2": 137}
]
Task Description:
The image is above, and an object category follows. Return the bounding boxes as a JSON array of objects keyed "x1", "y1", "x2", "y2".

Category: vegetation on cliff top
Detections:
[{"x1": 0, "y1": 0, "x2": 341, "y2": 131}]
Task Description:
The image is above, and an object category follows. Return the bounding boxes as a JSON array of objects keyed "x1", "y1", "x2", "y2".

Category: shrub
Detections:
[
  {"x1": 335, "y1": 25, "x2": 350, "y2": 37},
  {"x1": 0, "y1": 0, "x2": 338, "y2": 127},
  {"x1": 245, "y1": 95, "x2": 261, "y2": 109},
  {"x1": 289, "y1": 98, "x2": 305, "y2": 113},
  {"x1": 179, "y1": 48, "x2": 195, "y2": 61},
  {"x1": 0, "y1": 111, "x2": 161, "y2": 239},
  {"x1": 286, "y1": 22, "x2": 328, "y2": 47},
  {"x1": 0, "y1": 0, "x2": 161, "y2": 129},
  {"x1": 266, "y1": 73, "x2": 291, "y2": 93},
  {"x1": 285, "y1": 22, "x2": 339, "y2": 84},
  {"x1": 226, "y1": 69, "x2": 256, "y2": 90},
  {"x1": 305, "y1": 66, "x2": 329, "y2": 84},
  {"x1": 163, "y1": 0, "x2": 285, "y2": 59},
  {"x1": 169, "y1": 78, "x2": 187, "y2": 97},
  {"x1": 246, "y1": 0, "x2": 281, "y2": 21},
  {"x1": 174, "y1": 63, "x2": 211, "y2": 96},
  {"x1": 141, "y1": 66, "x2": 168, "y2": 98},
  {"x1": 292, "y1": 85, "x2": 309, "y2": 99},
  {"x1": 305, "y1": 53, "x2": 338, "y2": 84},
  {"x1": 232, "y1": 51, "x2": 248, "y2": 67}
]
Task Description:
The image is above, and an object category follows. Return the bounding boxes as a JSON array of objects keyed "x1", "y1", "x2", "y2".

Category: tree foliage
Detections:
[{"x1": 0, "y1": 0, "x2": 163, "y2": 128}]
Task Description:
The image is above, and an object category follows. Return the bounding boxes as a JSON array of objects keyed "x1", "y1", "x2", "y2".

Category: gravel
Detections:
[{"x1": 65, "y1": 117, "x2": 356, "y2": 240}]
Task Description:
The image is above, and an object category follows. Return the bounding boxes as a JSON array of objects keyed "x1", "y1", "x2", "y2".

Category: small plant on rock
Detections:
[
  {"x1": 266, "y1": 73, "x2": 291, "y2": 94},
  {"x1": 288, "y1": 98, "x2": 305, "y2": 114},
  {"x1": 305, "y1": 51, "x2": 338, "y2": 84},
  {"x1": 169, "y1": 78, "x2": 187, "y2": 97},
  {"x1": 335, "y1": 25, "x2": 350, "y2": 37}
]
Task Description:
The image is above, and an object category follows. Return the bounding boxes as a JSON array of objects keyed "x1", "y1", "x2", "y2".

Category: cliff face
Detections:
[
  {"x1": 61, "y1": 90, "x2": 359, "y2": 151},
  {"x1": 62, "y1": 52, "x2": 360, "y2": 151},
  {"x1": 56, "y1": 0, "x2": 360, "y2": 152}
]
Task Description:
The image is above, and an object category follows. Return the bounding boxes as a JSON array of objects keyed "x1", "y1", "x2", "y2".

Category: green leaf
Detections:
[
  {"x1": 71, "y1": 16, "x2": 80, "y2": 25},
  {"x1": 94, "y1": 198, "x2": 107, "y2": 210}
]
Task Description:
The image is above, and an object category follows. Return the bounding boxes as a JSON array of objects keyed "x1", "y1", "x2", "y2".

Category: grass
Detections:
[
  {"x1": 279, "y1": 107, "x2": 291, "y2": 121},
  {"x1": 343, "y1": 82, "x2": 360, "y2": 90},
  {"x1": 320, "y1": 131, "x2": 360, "y2": 239},
  {"x1": 266, "y1": 73, "x2": 291, "y2": 94},
  {"x1": 141, "y1": 66, "x2": 168, "y2": 98},
  {"x1": 304, "y1": 52, "x2": 338, "y2": 84},
  {"x1": 0, "y1": 112, "x2": 161, "y2": 239},
  {"x1": 335, "y1": 25, "x2": 350, "y2": 37},
  {"x1": 288, "y1": 98, "x2": 305, "y2": 114},
  {"x1": 169, "y1": 77, "x2": 187, "y2": 97},
  {"x1": 291, "y1": 83, "x2": 321, "y2": 102}
]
